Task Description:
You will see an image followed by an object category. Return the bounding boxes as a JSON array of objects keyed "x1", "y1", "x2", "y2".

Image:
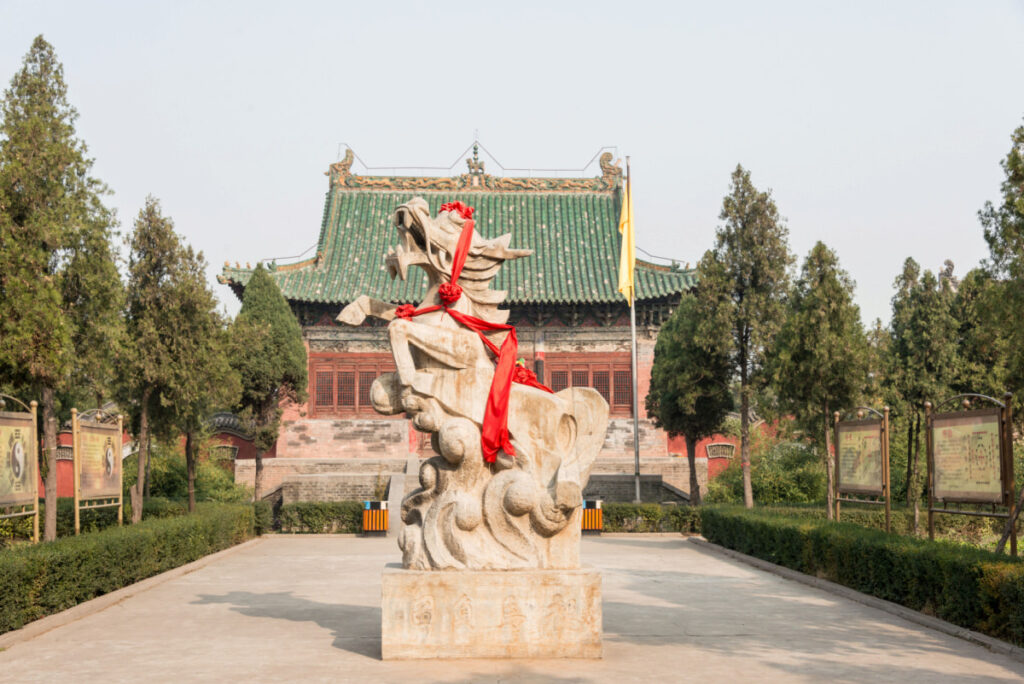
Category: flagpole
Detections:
[{"x1": 627, "y1": 157, "x2": 642, "y2": 504}]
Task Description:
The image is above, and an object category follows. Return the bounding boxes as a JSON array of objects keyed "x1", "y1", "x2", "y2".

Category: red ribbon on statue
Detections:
[{"x1": 396, "y1": 201, "x2": 552, "y2": 463}]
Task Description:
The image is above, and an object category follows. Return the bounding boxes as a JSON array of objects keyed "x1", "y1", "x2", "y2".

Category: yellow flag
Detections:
[{"x1": 617, "y1": 178, "x2": 635, "y2": 306}]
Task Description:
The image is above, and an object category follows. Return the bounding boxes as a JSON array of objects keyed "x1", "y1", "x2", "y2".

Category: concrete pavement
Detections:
[{"x1": 3, "y1": 534, "x2": 1024, "y2": 683}]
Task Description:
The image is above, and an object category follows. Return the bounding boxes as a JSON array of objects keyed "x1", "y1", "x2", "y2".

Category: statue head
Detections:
[{"x1": 387, "y1": 197, "x2": 531, "y2": 289}]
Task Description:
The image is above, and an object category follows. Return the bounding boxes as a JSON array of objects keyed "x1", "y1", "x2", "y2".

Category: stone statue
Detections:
[{"x1": 338, "y1": 198, "x2": 609, "y2": 570}]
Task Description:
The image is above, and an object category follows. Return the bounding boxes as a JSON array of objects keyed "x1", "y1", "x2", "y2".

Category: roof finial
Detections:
[{"x1": 466, "y1": 142, "x2": 485, "y2": 181}]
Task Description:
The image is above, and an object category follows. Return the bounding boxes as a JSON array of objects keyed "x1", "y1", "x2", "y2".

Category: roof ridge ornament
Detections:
[{"x1": 326, "y1": 146, "x2": 623, "y2": 193}]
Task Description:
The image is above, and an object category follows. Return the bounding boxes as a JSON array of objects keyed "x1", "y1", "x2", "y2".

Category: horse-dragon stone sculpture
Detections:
[{"x1": 337, "y1": 198, "x2": 609, "y2": 571}]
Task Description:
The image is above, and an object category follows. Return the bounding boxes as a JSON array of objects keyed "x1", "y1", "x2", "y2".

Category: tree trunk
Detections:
[
  {"x1": 824, "y1": 403, "x2": 834, "y2": 521},
  {"x1": 909, "y1": 413, "x2": 917, "y2": 505},
  {"x1": 40, "y1": 385, "x2": 58, "y2": 542},
  {"x1": 254, "y1": 451, "x2": 264, "y2": 503},
  {"x1": 144, "y1": 434, "x2": 151, "y2": 499},
  {"x1": 185, "y1": 430, "x2": 196, "y2": 513},
  {"x1": 912, "y1": 411, "x2": 921, "y2": 535},
  {"x1": 685, "y1": 434, "x2": 702, "y2": 506},
  {"x1": 131, "y1": 387, "x2": 152, "y2": 523},
  {"x1": 740, "y1": 369, "x2": 753, "y2": 509}
]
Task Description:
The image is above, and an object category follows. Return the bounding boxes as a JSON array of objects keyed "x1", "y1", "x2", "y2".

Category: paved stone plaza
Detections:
[{"x1": 3, "y1": 534, "x2": 1024, "y2": 683}]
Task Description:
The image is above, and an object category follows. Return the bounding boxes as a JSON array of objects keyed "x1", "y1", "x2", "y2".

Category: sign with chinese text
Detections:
[
  {"x1": 837, "y1": 419, "x2": 884, "y2": 495},
  {"x1": 932, "y1": 409, "x2": 1003, "y2": 504}
]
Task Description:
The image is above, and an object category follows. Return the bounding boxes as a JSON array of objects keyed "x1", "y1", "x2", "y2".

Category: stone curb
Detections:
[
  {"x1": 596, "y1": 532, "x2": 689, "y2": 538},
  {"x1": 687, "y1": 536, "x2": 1024, "y2": 665},
  {"x1": 266, "y1": 533, "x2": 360, "y2": 538},
  {"x1": 0, "y1": 536, "x2": 264, "y2": 651}
]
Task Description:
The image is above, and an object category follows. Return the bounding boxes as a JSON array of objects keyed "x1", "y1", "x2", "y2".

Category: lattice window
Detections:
[
  {"x1": 338, "y1": 372, "x2": 356, "y2": 407},
  {"x1": 592, "y1": 371, "x2": 610, "y2": 403},
  {"x1": 706, "y1": 443, "x2": 736, "y2": 459},
  {"x1": 551, "y1": 371, "x2": 569, "y2": 393},
  {"x1": 359, "y1": 371, "x2": 377, "y2": 408},
  {"x1": 314, "y1": 371, "x2": 334, "y2": 407},
  {"x1": 613, "y1": 371, "x2": 632, "y2": 408},
  {"x1": 211, "y1": 445, "x2": 239, "y2": 460},
  {"x1": 571, "y1": 370, "x2": 589, "y2": 388},
  {"x1": 308, "y1": 355, "x2": 396, "y2": 417}
]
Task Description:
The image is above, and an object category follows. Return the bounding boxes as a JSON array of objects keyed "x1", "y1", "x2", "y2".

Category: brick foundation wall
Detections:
[
  {"x1": 235, "y1": 457, "x2": 406, "y2": 494},
  {"x1": 278, "y1": 418, "x2": 409, "y2": 459},
  {"x1": 281, "y1": 473, "x2": 391, "y2": 504},
  {"x1": 590, "y1": 457, "x2": 707, "y2": 497},
  {"x1": 583, "y1": 474, "x2": 687, "y2": 503}
]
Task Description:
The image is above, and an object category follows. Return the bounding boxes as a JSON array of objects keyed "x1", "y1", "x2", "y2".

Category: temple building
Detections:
[{"x1": 219, "y1": 146, "x2": 712, "y2": 502}]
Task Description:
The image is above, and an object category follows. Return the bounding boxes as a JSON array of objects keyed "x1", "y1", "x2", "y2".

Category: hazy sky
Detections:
[{"x1": 2, "y1": 1, "x2": 1023, "y2": 325}]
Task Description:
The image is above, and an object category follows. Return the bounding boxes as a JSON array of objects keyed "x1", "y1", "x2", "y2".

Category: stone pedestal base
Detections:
[{"x1": 381, "y1": 565, "x2": 602, "y2": 659}]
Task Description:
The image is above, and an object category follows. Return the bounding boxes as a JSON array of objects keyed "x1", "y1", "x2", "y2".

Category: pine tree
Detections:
[
  {"x1": 769, "y1": 242, "x2": 869, "y2": 518},
  {"x1": 0, "y1": 36, "x2": 122, "y2": 540},
  {"x1": 706, "y1": 165, "x2": 794, "y2": 508},
  {"x1": 230, "y1": 265, "x2": 307, "y2": 501},
  {"x1": 646, "y1": 266, "x2": 734, "y2": 505}
]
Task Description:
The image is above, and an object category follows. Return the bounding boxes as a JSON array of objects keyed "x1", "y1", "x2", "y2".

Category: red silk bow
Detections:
[{"x1": 394, "y1": 202, "x2": 552, "y2": 462}]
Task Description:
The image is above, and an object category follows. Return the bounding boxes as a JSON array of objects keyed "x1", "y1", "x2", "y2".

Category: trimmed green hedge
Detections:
[
  {"x1": 253, "y1": 500, "x2": 273, "y2": 535},
  {"x1": 601, "y1": 503, "x2": 701, "y2": 533},
  {"x1": 751, "y1": 503, "x2": 1012, "y2": 546},
  {"x1": 278, "y1": 501, "x2": 364, "y2": 533},
  {"x1": 0, "y1": 503, "x2": 254, "y2": 635},
  {"x1": 701, "y1": 506, "x2": 1024, "y2": 646},
  {"x1": 1, "y1": 497, "x2": 189, "y2": 545}
]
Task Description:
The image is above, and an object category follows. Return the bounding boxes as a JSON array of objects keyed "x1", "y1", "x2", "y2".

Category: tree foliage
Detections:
[
  {"x1": 704, "y1": 164, "x2": 794, "y2": 507},
  {"x1": 980, "y1": 120, "x2": 1024, "y2": 397},
  {"x1": 120, "y1": 197, "x2": 236, "y2": 516},
  {"x1": 647, "y1": 284, "x2": 734, "y2": 504},
  {"x1": 769, "y1": 241, "x2": 869, "y2": 517},
  {"x1": 0, "y1": 36, "x2": 122, "y2": 540},
  {"x1": 229, "y1": 264, "x2": 307, "y2": 500}
]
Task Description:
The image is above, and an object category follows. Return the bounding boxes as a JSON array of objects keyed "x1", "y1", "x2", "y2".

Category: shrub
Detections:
[
  {"x1": 278, "y1": 501, "x2": 364, "y2": 533},
  {"x1": 0, "y1": 503, "x2": 254, "y2": 635},
  {"x1": 123, "y1": 442, "x2": 252, "y2": 504},
  {"x1": 706, "y1": 439, "x2": 826, "y2": 504},
  {"x1": 253, "y1": 500, "x2": 273, "y2": 535},
  {"x1": 1, "y1": 497, "x2": 189, "y2": 546},
  {"x1": 600, "y1": 503, "x2": 700, "y2": 533},
  {"x1": 700, "y1": 506, "x2": 1024, "y2": 646}
]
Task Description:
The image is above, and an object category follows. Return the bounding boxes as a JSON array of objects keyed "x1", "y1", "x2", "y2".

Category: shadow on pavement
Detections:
[
  {"x1": 193, "y1": 591, "x2": 381, "y2": 659},
  {"x1": 600, "y1": 546, "x2": 1024, "y2": 684}
]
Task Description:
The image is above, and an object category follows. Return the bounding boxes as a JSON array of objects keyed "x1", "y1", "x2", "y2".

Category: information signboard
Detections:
[
  {"x1": 931, "y1": 408, "x2": 1004, "y2": 504},
  {"x1": 0, "y1": 411, "x2": 36, "y2": 507},
  {"x1": 836, "y1": 419, "x2": 884, "y2": 496},
  {"x1": 78, "y1": 423, "x2": 121, "y2": 499}
]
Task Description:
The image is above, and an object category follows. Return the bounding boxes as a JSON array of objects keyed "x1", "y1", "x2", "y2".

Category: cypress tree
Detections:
[
  {"x1": 0, "y1": 36, "x2": 122, "y2": 540},
  {"x1": 646, "y1": 274, "x2": 734, "y2": 505},
  {"x1": 706, "y1": 165, "x2": 794, "y2": 508},
  {"x1": 769, "y1": 241, "x2": 870, "y2": 518},
  {"x1": 230, "y1": 264, "x2": 307, "y2": 501}
]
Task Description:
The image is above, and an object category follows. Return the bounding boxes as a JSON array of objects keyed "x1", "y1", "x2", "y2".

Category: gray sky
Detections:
[{"x1": 3, "y1": 0, "x2": 1023, "y2": 325}]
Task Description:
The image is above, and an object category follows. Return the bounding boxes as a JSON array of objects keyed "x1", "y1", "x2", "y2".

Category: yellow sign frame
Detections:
[
  {"x1": 71, "y1": 408, "x2": 124, "y2": 535},
  {"x1": 0, "y1": 396, "x2": 39, "y2": 544}
]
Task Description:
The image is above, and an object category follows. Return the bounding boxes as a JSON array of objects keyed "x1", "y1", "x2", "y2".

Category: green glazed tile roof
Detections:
[{"x1": 220, "y1": 171, "x2": 695, "y2": 307}]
